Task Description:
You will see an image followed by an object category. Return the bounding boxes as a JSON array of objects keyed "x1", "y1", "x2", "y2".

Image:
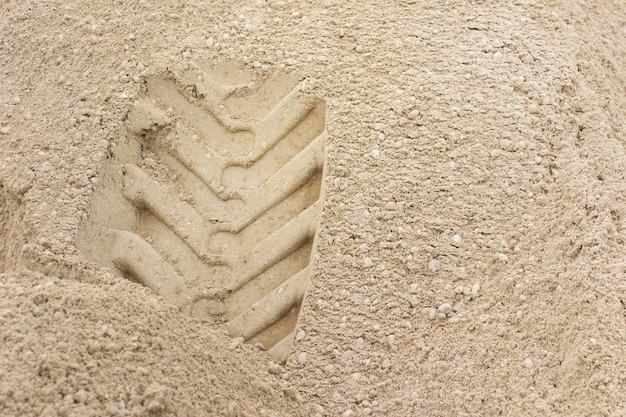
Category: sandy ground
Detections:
[{"x1": 2, "y1": 0, "x2": 626, "y2": 416}]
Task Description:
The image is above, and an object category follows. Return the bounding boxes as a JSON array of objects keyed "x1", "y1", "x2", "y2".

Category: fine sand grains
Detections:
[{"x1": 1, "y1": 1, "x2": 626, "y2": 416}]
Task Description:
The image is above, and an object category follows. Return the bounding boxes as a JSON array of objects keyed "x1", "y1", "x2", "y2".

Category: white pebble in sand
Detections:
[
  {"x1": 453, "y1": 234, "x2": 462, "y2": 244},
  {"x1": 296, "y1": 330, "x2": 306, "y2": 341},
  {"x1": 298, "y1": 352, "x2": 307, "y2": 363},
  {"x1": 524, "y1": 358, "x2": 533, "y2": 368},
  {"x1": 206, "y1": 37, "x2": 215, "y2": 47},
  {"x1": 428, "y1": 260, "x2": 438, "y2": 272},
  {"x1": 356, "y1": 337, "x2": 364, "y2": 348},
  {"x1": 74, "y1": 389, "x2": 88, "y2": 404},
  {"x1": 438, "y1": 303, "x2": 452, "y2": 315},
  {"x1": 363, "y1": 257, "x2": 373, "y2": 267},
  {"x1": 407, "y1": 109, "x2": 419, "y2": 119},
  {"x1": 527, "y1": 103, "x2": 540, "y2": 114}
]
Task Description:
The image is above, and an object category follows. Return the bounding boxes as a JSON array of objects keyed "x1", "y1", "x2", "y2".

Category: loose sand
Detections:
[{"x1": 2, "y1": 1, "x2": 626, "y2": 416}]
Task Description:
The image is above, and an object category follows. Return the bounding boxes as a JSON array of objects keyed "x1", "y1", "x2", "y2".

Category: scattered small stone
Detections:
[
  {"x1": 206, "y1": 38, "x2": 214, "y2": 47},
  {"x1": 428, "y1": 259, "x2": 438, "y2": 272},
  {"x1": 74, "y1": 389, "x2": 88, "y2": 404},
  {"x1": 0, "y1": 126, "x2": 10, "y2": 135},
  {"x1": 424, "y1": 307, "x2": 437, "y2": 320},
  {"x1": 472, "y1": 283, "x2": 480, "y2": 295},
  {"x1": 438, "y1": 303, "x2": 452, "y2": 315},
  {"x1": 524, "y1": 358, "x2": 533, "y2": 368},
  {"x1": 356, "y1": 337, "x2": 364, "y2": 348},
  {"x1": 363, "y1": 257, "x2": 373, "y2": 267},
  {"x1": 453, "y1": 234, "x2": 463, "y2": 244},
  {"x1": 64, "y1": 394, "x2": 74, "y2": 404},
  {"x1": 297, "y1": 352, "x2": 307, "y2": 363},
  {"x1": 500, "y1": 139, "x2": 512, "y2": 149},
  {"x1": 296, "y1": 330, "x2": 306, "y2": 341},
  {"x1": 407, "y1": 109, "x2": 419, "y2": 119},
  {"x1": 371, "y1": 149, "x2": 380, "y2": 158},
  {"x1": 527, "y1": 103, "x2": 540, "y2": 114}
]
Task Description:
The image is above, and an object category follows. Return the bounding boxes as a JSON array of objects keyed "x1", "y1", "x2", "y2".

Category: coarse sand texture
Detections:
[{"x1": 2, "y1": 1, "x2": 626, "y2": 416}]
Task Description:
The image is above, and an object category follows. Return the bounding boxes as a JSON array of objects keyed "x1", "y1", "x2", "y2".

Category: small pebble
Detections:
[
  {"x1": 297, "y1": 352, "x2": 307, "y2": 363},
  {"x1": 472, "y1": 283, "x2": 480, "y2": 295},
  {"x1": 295, "y1": 330, "x2": 306, "y2": 341},
  {"x1": 407, "y1": 109, "x2": 419, "y2": 119},
  {"x1": 363, "y1": 257, "x2": 373, "y2": 267},
  {"x1": 206, "y1": 37, "x2": 214, "y2": 47},
  {"x1": 424, "y1": 307, "x2": 437, "y2": 320},
  {"x1": 453, "y1": 234, "x2": 463, "y2": 244},
  {"x1": 428, "y1": 260, "x2": 438, "y2": 272},
  {"x1": 527, "y1": 103, "x2": 540, "y2": 114},
  {"x1": 0, "y1": 127, "x2": 10, "y2": 135},
  {"x1": 524, "y1": 358, "x2": 533, "y2": 368},
  {"x1": 74, "y1": 389, "x2": 88, "y2": 404},
  {"x1": 438, "y1": 303, "x2": 452, "y2": 315},
  {"x1": 371, "y1": 149, "x2": 380, "y2": 158}
]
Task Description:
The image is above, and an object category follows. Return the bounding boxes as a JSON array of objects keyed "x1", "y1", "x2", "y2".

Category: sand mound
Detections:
[{"x1": 2, "y1": 0, "x2": 626, "y2": 416}]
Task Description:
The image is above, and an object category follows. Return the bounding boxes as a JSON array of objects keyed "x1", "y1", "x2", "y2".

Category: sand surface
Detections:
[{"x1": 2, "y1": 1, "x2": 626, "y2": 416}]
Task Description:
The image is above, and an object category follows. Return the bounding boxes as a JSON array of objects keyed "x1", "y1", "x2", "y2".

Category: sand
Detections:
[{"x1": 2, "y1": 0, "x2": 626, "y2": 416}]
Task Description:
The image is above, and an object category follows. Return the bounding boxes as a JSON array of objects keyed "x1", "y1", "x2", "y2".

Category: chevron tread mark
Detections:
[{"x1": 78, "y1": 63, "x2": 326, "y2": 363}]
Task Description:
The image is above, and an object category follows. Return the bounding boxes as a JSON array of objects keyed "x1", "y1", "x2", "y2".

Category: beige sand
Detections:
[{"x1": 2, "y1": 1, "x2": 626, "y2": 416}]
